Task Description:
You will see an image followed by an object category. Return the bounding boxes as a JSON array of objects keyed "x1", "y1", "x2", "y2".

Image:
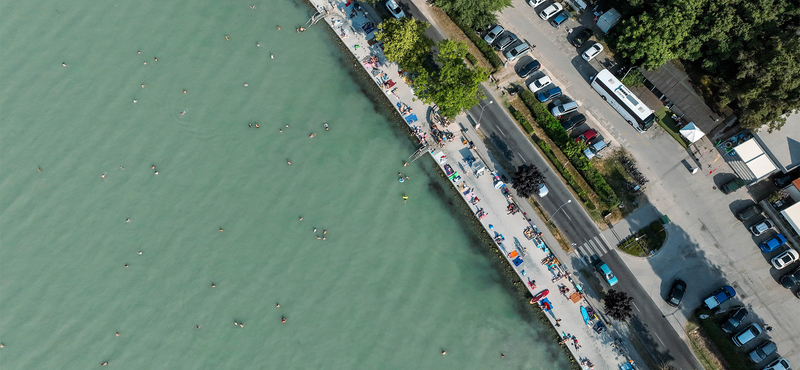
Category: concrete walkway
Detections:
[{"x1": 306, "y1": 1, "x2": 642, "y2": 368}]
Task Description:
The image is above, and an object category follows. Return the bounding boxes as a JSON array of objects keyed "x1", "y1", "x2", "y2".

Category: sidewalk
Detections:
[{"x1": 306, "y1": 1, "x2": 641, "y2": 368}]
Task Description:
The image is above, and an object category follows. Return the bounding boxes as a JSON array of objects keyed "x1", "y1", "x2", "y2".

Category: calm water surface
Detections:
[{"x1": 0, "y1": 0, "x2": 569, "y2": 368}]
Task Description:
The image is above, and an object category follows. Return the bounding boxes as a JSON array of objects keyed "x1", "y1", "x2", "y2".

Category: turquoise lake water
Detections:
[{"x1": 0, "y1": 0, "x2": 570, "y2": 368}]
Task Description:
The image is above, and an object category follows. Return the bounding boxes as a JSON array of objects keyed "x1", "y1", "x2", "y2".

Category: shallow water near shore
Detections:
[{"x1": 0, "y1": 0, "x2": 570, "y2": 368}]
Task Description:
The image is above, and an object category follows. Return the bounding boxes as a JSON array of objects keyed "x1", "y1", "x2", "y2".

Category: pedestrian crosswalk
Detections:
[{"x1": 574, "y1": 234, "x2": 613, "y2": 259}]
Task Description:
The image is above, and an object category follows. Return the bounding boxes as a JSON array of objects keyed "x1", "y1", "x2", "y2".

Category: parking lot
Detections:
[{"x1": 481, "y1": 0, "x2": 800, "y2": 367}]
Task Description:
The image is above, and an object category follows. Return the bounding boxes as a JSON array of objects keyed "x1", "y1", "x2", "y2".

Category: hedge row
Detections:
[
  {"x1": 450, "y1": 17, "x2": 504, "y2": 71},
  {"x1": 519, "y1": 90, "x2": 620, "y2": 207},
  {"x1": 536, "y1": 140, "x2": 594, "y2": 208},
  {"x1": 511, "y1": 109, "x2": 534, "y2": 134},
  {"x1": 465, "y1": 52, "x2": 479, "y2": 65}
]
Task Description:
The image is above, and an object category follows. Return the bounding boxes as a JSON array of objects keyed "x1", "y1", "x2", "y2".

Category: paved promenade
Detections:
[{"x1": 305, "y1": 1, "x2": 642, "y2": 368}]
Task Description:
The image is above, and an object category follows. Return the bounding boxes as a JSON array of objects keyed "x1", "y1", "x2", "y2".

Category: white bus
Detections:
[{"x1": 590, "y1": 69, "x2": 655, "y2": 132}]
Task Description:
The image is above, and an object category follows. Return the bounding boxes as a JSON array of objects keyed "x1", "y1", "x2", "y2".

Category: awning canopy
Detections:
[
  {"x1": 734, "y1": 138, "x2": 778, "y2": 180},
  {"x1": 679, "y1": 122, "x2": 705, "y2": 143},
  {"x1": 780, "y1": 202, "x2": 800, "y2": 235}
]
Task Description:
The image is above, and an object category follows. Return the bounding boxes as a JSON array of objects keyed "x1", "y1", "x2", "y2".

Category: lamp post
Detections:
[
  {"x1": 547, "y1": 199, "x2": 572, "y2": 221},
  {"x1": 475, "y1": 100, "x2": 493, "y2": 130}
]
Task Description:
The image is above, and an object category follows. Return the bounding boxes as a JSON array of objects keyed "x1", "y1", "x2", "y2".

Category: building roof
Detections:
[
  {"x1": 640, "y1": 60, "x2": 726, "y2": 134},
  {"x1": 781, "y1": 202, "x2": 800, "y2": 235},
  {"x1": 754, "y1": 114, "x2": 800, "y2": 173}
]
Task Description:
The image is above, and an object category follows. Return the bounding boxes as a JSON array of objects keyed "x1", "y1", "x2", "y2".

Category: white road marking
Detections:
[
  {"x1": 653, "y1": 331, "x2": 665, "y2": 347},
  {"x1": 632, "y1": 302, "x2": 640, "y2": 312}
]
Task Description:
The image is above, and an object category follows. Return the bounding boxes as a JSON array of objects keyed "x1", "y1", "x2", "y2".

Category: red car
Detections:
[{"x1": 575, "y1": 129, "x2": 597, "y2": 143}]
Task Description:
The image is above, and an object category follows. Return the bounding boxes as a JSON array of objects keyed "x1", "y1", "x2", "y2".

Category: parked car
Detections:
[
  {"x1": 535, "y1": 86, "x2": 562, "y2": 102},
  {"x1": 722, "y1": 177, "x2": 745, "y2": 194},
  {"x1": 581, "y1": 42, "x2": 604, "y2": 61},
  {"x1": 570, "y1": 28, "x2": 593, "y2": 47},
  {"x1": 780, "y1": 266, "x2": 800, "y2": 288},
  {"x1": 736, "y1": 204, "x2": 763, "y2": 221},
  {"x1": 771, "y1": 249, "x2": 799, "y2": 269},
  {"x1": 574, "y1": 128, "x2": 597, "y2": 143},
  {"x1": 773, "y1": 173, "x2": 794, "y2": 188},
  {"x1": 385, "y1": 0, "x2": 405, "y2": 19},
  {"x1": 538, "y1": 183, "x2": 549, "y2": 197},
  {"x1": 484, "y1": 25, "x2": 504, "y2": 44},
  {"x1": 549, "y1": 10, "x2": 571, "y2": 28},
  {"x1": 762, "y1": 358, "x2": 791, "y2": 370},
  {"x1": 560, "y1": 113, "x2": 585, "y2": 131},
  {"x1": 748, "y1": 341, "x2": 778, "y2": 363},
  {"x1": 505, "y1": 42, "x2": 531, "y2": 62},
  {"x1": 529, "y1": 75, "x2": 552, "y2": 91},
  {"x1": 527, "y1": 0, "x2": 546, "y2": 7},
  {"x1": 493, "y1": 33, "x2": 518, "y2": 51},
  {"x1": 732, "y1": 323, "x2": 762, "y2": 347},
  {"x1": 551, "y1": 101, "x2": 579, "y2": 118},
  {"x1": 703, "y1": 285, "x2": 736, "y2": 309},
  {"x1": 759, "y1": 234, "x2": 787, "y2": 253},
  {"x1": 595, "y1": 261, "x2": 618, "y2": 286},
  {"x1": 666, "y1": 279, "x2": 687, "y2": 307},
  {"x1": 517, "y1": 60, "x2": 541, "y2": 78},
  {"x1": 750, "y1": 219, "x2": 774, "y2": 236},
  {"x1": 721, "y1": 307, "x2": 748, "y2": 333},
  {"x1": 584, "y1": 140, "x2": 607, "y2": 159},
  {"x1": 538, "y1": 3, "x2": 563, "y2": 20}
]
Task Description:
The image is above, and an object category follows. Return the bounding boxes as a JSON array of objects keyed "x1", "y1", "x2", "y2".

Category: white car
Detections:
[
  {"x1": 763, "y1": 358, "x2": 791, "y2": 370},
  {"x1": 581, "y1": 42, "x2": 604, "y2": 61},
  {"x1": 538, "y1": 183, "x2": 549, "y2": 197},
  {"x1": 386, "y1": 0, "x2": 405, "y2": 19},
  {"x1": 528, "y1": 0, "x2": 546, "y2": 7},
  {"x1": 771, "y1": 249, "x2": 799, "y2": 269},
  {"x1": 538, "y1": 3, "x2": 563, "y2": 20},
  {"x1": 750, "y1": 219, "x2": 774, "y2": 236},
  {"x1": 528, "y1": 75, "x2": 552, "y2": 91}
]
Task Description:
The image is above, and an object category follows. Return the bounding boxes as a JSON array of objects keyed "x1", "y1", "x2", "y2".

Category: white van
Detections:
[{"x1": 551, "y1": 101, "x2": 578, "y2": 118}]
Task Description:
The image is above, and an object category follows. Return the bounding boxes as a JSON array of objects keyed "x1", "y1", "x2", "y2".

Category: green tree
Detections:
[
  {"x1": 412, "y1": 40, "x2": 490, "y2": 119},
  {"x1": 603, "y1": 289, "x2": 634, "y2": 321},
  {"x1": 611, "y1": 0, "x2": 703, "y2": 70},
  {"x1": 375, "y1": 18, "x2": 433, "y2": 73},
  {"x1": 433, "y1": 0, "x2": 512, "y2": 29}
]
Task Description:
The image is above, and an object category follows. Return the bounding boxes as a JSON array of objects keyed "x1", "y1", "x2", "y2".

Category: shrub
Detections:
[
  {"x1": 450, "y1": 17, "x2": 503, "y2": 70},
  {"x1": 465, "y1": 52, "x2": 478, "y2": 65},
  {"x1": 511, "y1": 109, "x2": 534, "y2": 134}
]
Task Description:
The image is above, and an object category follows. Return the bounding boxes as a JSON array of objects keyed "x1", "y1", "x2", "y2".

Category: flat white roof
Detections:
[
  {"x1": 735, "y1": 138, "x2": 778, "y2": 181},
  {"x1": 781, "y1": 202, "x2": 800, "y2": 235}
]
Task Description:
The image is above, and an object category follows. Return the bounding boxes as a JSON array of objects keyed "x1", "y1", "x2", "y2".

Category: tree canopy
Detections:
[
  {"x1": 433, "y1": 0, "x2": 512, "y2": 29},
  {"x1": 412, "y1": 40, "x2": 489, "y2": 119},
  {"x1": 609, "y1": 0, "x2": 800, "y2": 131},
  {"x1": 511, "y1": 165, "x2": 545, "y2": 198},
  {"x1": 603, "y1": 289, "x2": 633, "y2": 321},
  {"x1": 375, "y1": 18, "x2": 433, "y2": 73}
]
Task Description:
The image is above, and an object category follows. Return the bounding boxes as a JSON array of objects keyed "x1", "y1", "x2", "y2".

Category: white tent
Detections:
[{"x1": 679, "y1": 122, "x2": 705, "y2": 143}]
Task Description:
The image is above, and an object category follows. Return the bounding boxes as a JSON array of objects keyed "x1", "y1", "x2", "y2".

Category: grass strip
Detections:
[{"x1": 655, "y1": 107, "x2": 688, "y2": 149}]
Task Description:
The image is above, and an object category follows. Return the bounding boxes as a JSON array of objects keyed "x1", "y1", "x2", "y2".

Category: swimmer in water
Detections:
[
  {"x1": 317, "y1": 236, "x2": 321, "y2": 240},
  {"x1": 276, "y1": 303, "x2": 280, "y2": 307},
  {"x1": 287, "y1": 160, "x2": 292, "y2": 165},
  {"x1": 62, "y1": 62, "x2": 66, "y2": 66},
  {"x1": 249, "y1": 123, "x2": 252, "y2": 128},
  {"x1": 116, "y1": 332, "x2": 120, "y2": 337},
  {"x1": 180, "y1": 111, "x2": 185, "y2": 116},
  {"x1": 137, "y1": 51, "x2": 141, "y2": 54},
  {"x1": 225, "y1": 35, "x2": 230, "y2": 41},
  {"x1": 133, "y1": 99, "x2": 138, "y2": 103},
  {"x1": 256, "y1": 42, "x2": 260, "y2": 47},
  {"x1": 152, "y1": 165, "x2": 155, "y2": 169},
  {"x1": 239, "y1": 323, "x2": 244, "y2": 328},
  {"x1": 124, "y1": 264, "x2": 129, "y2": 267},
  {"x1": 196, "y1": 325, "x2": 201, "y2": 329},
  {"x1": 38, "y1": 167, "x2": 42, "y2": 172},
  {"x1": 279, "y1": 129, "x2": 283, "y2": 132},
  {"x1": 126, "y1": 218, "x2": 130, "y2": 223},
  {"x1": 154, "y1": 57, "x2": 157, "y2": 61},
  {"x1": 277, "y1": 25, "x2": 281, "y2": 30},
  {"x1": 100, "y1": 173, "x2": 106, "y2": 179},
  {"x1": 120, "y1": 165, "x2": 124, "y2": 170},
  {"x1": 143, "y1": 61, "x2": 147, "y2": 65},
  {"x1": 286, "y1": 124, "x2": 289, "y2": 128},
  {"x1": 141, "y1": 84, "x2": 146, "y2": 88},
  {"x1": 313, "y1": 228, "x2": 317, "y2": 233},
  {"x1": 154, "y1": 171, "x2": 159, "y2": 175},
  {"x1": 441, "y1": 350, "x2": 446, "y2": 355},
  {"x1": 255, "y1": 124, "x2": 259, "y2": 128},
  {"x1": 322, "y1": 237, "x2": 326, "y2": 240},
  {"x1": 323, "y1": 230, "x2": 327, "y2": 235},
  {"x1": 234, "y1": 321, "x2": 239, "y2": 326},
  {"x1": 183, "y1": 89, "x2": 187, "y2": 94},
  {"x1": 219, "y1": 228, "x2": 224, "y2": 232},
  {"x1": 281, "y1": 317, "x2": 286, "y2": 323},
  {"x1": 250, "y1": 5, "x2": 255, "y2": 9},
  {"x1": 299, "y1": 216, "x2": 303, "y2": 221},
  {"x1": 101, "y1": 361, "x2": 108, "y2": 366},
  {"x1": 137, "y1": 250, "x2": 142, "y2": 255},
  {"x1": 309, "y1": 133, "x2": 315, "y2": 138},
  {"x1": 324, "y1": 123, "x2": 329, "y2": 130},
  {"x1": 211, "y1": 283, "x2": 216, "y2": 288},
  {"x1": 270, "y1": 54, "x2": 274, "y2": 59},
  {"x1": 244, "y1": 83, "x2": 248, "y2": 87}
]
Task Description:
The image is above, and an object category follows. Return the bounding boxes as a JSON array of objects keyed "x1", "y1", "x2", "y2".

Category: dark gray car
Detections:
[
  {"x1": 493, "y1": 33, "x2": 517, "y2": 51},
  {"x1": 748, "y1": 341, "x2": 777, "y2": 363},
  {"x1": 736, "y1": 204, "x2": 763, "y2": 221},
  {"x1": 721, "y1": 307, "x2": 748, "y2": 333}
]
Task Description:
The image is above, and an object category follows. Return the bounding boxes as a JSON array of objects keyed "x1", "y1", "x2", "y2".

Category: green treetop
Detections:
[{"x1": 375, "y1": 18, "x2": 433, "y2": 73}]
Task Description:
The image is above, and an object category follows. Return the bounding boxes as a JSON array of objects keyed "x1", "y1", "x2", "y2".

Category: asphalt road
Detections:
[{"x1": 398, "y1": 0, "x2": 702, "y2": 368}]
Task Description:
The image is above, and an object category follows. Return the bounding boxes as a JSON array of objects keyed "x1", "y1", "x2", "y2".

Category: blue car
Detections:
[
  {"x1": 549, "y1": 10, "x2": 570, "y2": 28},
  {"x1": 595, "y1": 261, "x2": 618, "y2": 286},
  {"x1": 536, "y1": 87, "x2": 562, "y2": 102},
  {"x1": 759, "y1": 234, "x2": 787, "y2": 253},
  {"x1": 703, "y1": 285, "x2": 736, "y2": 309}
]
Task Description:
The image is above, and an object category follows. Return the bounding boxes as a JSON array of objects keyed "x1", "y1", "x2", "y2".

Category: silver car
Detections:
[
  {"x1": 484, "y1": 25, "x2": 504, "y2": 44},
  {"x1": 504, "y1": 42, "x2": 531, "y2": 62}
]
